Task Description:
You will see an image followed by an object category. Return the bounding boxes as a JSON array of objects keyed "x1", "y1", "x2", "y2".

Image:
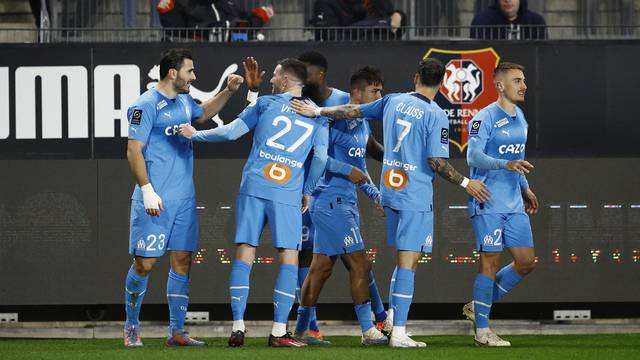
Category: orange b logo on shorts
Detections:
[
  {"x1": 263, "y1": 162, "x2": 292, "y2": 183},
  {"x1": 383, "y1": 168, "x2": 408, "y2": 190}
]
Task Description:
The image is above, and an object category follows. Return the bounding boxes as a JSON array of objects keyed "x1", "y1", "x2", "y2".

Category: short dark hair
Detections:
[
  {"x1": 159, "y1": 48, "x2": 193, "y2": 79},
  {"x1": 417, "y1": 58, "x2": 445, "y2": 87},
  {"x1": 297, "y1": 51, "x2": 328, "y2": 71},
  {"x1": 494, "y1": 62, "x2": 525, "y2": 79},
  {"x1": 350, "y1": 66, "x2": 383, "y2": 90},
  {"x1": 277, "y1": 58, "x2": 307, "y2": 83}
]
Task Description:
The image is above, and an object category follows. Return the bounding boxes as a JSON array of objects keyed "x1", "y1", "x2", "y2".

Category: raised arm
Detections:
[
  {"x1": 290, "y1": 98, "x2": 363, "y2": 119},
  {"x1": 194, "y1": 74, "x2": 244, "y2": 124},
  {"x1": 178, "y1": 118, "x2": 250, "y2": 142}
]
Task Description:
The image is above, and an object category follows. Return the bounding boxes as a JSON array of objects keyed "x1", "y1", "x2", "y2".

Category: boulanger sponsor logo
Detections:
[
  {"x1": 383, "y1": 168, "x2": 408, "y2": 190},
  {"x1": 423, "y1": 48, "x2": 500, "y2": 153},
  {"x1": 263, "y1": 162, "x2": 292, "y2": 184}
]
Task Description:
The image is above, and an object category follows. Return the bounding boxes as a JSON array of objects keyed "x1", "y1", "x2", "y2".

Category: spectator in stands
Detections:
[
  {"x1": 122, "y1": 0, "x2": 161, "y2": 28},
  {"x1": 471, "y1": 0, "x2": 547, "y2": 40},
  {"x1": 157, "y1": 0, "x2": 274, "y2": 41},
  {"x1": 310, "y1": 0, "x2": 405, "y2": 40}
]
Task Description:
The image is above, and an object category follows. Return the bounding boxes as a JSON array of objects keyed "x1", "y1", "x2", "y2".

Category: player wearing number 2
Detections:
[
  {"x1": 290, "y1": 58, "x2": 490, "y2": 348},
  {"x1": 462, "y1": 62, "x2": 539, "y2": 347},
  {"x1": 179, "y1": 58, "x2": 329, "y2": 348}
]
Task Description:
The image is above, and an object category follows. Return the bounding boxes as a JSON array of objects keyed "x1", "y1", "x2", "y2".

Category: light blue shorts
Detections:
[
  {"x1": 310, "y1": 199, "x2": 365, "y2": 257},
  {"x1": 234, "y1": 193, "x2": 302, "y2": 250},
  {"x1": 384, "y1": 206, "x2": 434, "y2": 253},
  {"x1": 129, "y1": 198, "x2": 198, "y2": 257},
  {"x1": 301, "y1": 211, "x2": 315, "y2": 251},
  {"x1": 471, "y1": 213, "x2": 534, "y2": 252}
]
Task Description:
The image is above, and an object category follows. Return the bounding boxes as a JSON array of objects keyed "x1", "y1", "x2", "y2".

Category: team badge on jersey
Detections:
[
  {"x1": 423, "y1": 48, "x2": 500, "y2": 154},
  {"x1": 263, "y1": 162, "x2": 292, "y2": 183}
]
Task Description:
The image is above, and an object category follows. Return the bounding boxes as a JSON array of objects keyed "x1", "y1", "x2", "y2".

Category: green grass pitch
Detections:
[{"x1": 1, "y1": 334, "x2": 639, "y2": 360}]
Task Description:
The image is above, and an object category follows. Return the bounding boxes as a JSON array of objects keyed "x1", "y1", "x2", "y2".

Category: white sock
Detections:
[
  {"x1": 392, "y1": 326, "x2": 406, "y2": 338},
  {"x1": 232, "y1": 320, "x2": 245, "y2": 332},
  {"x1": 476, "y1": 327, "x2": 490, "y2": 336},
  {"x1": 271, "y1": 322, "x2": 287, "y2": 337},
  {"x1": 387, "y1": 309, "x2": 394, "y2": 322}
]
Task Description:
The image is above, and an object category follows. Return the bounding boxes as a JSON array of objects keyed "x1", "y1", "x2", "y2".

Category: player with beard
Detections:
[{"x1": 123, "y1": 48, "x2": 243, "y2": 347}]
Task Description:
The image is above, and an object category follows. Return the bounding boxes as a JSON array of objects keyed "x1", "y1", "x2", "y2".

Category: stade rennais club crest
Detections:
[{"x1": 423, "y1": 48, "x2": 500, "y2": 154}]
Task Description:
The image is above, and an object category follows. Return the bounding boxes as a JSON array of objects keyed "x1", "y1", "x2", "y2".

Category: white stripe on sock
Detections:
[
  {"x1": 392, "y1": 293, "x2": 413, "y2": 299},
  {"x1": 474, "y1": 300, "x2": 491, "y2": 308},
  {"x1": 274, "y1": 289, "x2": 296, "y2": 299},
  {"x1": 229, "y1": 286, "x2": 249, "y2": 289},
  {"x1": 496, "y1": 283, "x2": 508, "y2": 293},
  {"x1": 167, "y1": 294, "x2": 189, "y2": 299}
]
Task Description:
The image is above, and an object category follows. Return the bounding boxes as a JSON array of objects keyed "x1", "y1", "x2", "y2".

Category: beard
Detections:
[{"x1": 302, "y1": 83, "x2": 321, "y2": 102}]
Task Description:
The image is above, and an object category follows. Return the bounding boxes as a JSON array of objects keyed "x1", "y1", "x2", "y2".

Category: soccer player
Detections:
[
  {"x1": 123, "y1": 48, "x2": 243, "y2": 347},
  {"x1": 462, "y1": 62, "x2": 538, "y2": 347},
  {"x1": 294, "y1": 66, "x2": 390, "y2": 346},
  {"x1": 290, "y1": 58, "x2": 490, "y2": 347},
  {"x1": 294, "y1": 51, "x2": 390, "y2": 341},
  {"x1": 178, "y1": 58, "x2": 329, "y2": 348}
]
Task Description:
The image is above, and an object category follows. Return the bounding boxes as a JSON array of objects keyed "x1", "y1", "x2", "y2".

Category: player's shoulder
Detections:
[
  {"x1": 475, "y1": 103, "x2": 499, "y2": 123},
  {"x1": 131, "y1": 88, "x2": 160, "y2": 110},
  {"x1": 331, "y1": 87, "x2": 350, "y2": 100}
]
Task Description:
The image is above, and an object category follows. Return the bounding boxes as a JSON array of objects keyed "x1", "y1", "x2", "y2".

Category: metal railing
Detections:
[{"x1": 2, "y1": 25, "x2": 640, "y2": 44}]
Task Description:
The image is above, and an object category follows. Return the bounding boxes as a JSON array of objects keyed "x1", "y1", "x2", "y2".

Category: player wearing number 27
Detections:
[
  {"x1": 290, "y1": 58, "x2": 490, "y2": 348},
  {"x1": 462, "y1": 62, "x2": 539, "y2": 347},
  {"x1": 179, "y1": 58, "x2": 329, "y2": 348}
]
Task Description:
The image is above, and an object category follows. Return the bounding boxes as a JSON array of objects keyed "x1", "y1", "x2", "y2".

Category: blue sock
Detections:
[
  {"x1": 295, "y1": 305, "x2": 314, "y2": 333},
  {"x1": 391, "y1": 268, "x2": 414, "y2": 327},
  {"x1": 493, "y1": 263, "x2": 523, "y2": 302},
  {"x1": 368, "y1": 271, "x2": 387, "y2": 322},
  {"x1": 273, "y1": 264, "x2": 298, "y2": 324},
  {"x1": 355, "y1": 302, "x2": 374, "y2": 332},
  {"x1": 473, "y1": 274, "x2": 494, "y2": 329},
  {"x1": 167, "y1": 270, "x2": 189, "y2": 333},
  {"x1": 388, "y1": 266, "x2": 397, "y2": 311},
  {"x1": 124, "y1": 265, "x2": 148, "y2": 326},
  {"x1": 229, "y1": 260, "x2": 252, "y2": 321},
  {"x1": 295, "y1": 266, "x2": 319, "y2": 331}
]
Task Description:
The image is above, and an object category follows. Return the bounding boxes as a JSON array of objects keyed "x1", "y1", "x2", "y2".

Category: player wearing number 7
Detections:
[
  {"x1": 290, "y1": 58, "x2": 490, "y2": 348},
  {"x1": 179, "y1": 58, "x2": 329, "y2": 348},
  {"x1": 462, "y1": 62, "x2": 539, "y2": 347}
]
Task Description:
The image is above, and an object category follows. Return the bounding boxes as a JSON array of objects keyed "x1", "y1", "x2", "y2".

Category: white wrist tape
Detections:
[
  {"x1": 460, "y1": 177, "x2": 470, "y2": 188},
  {"x1": 314, "y1": 107, "x2": 322, "y2": 117},
  {"x1": 141, "y1": 183, "x2": 154, "y2": 194},
  {"x1": 246, "y1": 90, "x2": 258, "y2": 104}
]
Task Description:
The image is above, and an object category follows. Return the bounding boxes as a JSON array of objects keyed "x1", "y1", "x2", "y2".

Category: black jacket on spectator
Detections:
[
  {"x1": 311, "y1": 0, "x2": 403, "y2": 40},
  {"x1": 160, "y1": 0, "x2": 268, "y2": 40},
  {"x1": 471, "y1": 0, "x2": 547, "y2": 40}
]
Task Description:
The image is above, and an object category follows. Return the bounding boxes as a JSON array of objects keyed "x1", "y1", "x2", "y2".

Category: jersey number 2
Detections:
[{"x1": 267, "y1": 115, "x2": 314, "y2": 153}]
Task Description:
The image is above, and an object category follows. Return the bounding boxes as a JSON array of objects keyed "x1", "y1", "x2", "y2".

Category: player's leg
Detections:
[
  {"x1": 493, "y1": 213, "x2": 536, "y2": 302},
  {"x1": 468, "y1": 214, "x2": 510, "y2": 347},
  {"x1": 341, "y1": 250, "x2": 388, "y2": 345},
  {"x1": 228, "y1": 194, "x2": 264, "y2": 347},
  {"x1": 384, "y1": 207, "x2": 399, "y2": 327},
  {"x1": 165, "y1": 198, "x2": 206, "y2": 346},
  {"x1": 387, "y1": 209, "x2": 432, "y2": 348},
  {"x1": 296, "y1": 213, "x2": 322, "y2": 338},
  {"x1": 295, "y1": 253, "x2": 336, "y2": 344},
  {"x1": 268, "y1": 200, "x2": 306, "y2": 347},
  {"x1": 124, "y1": 200, "x2": 167, "y2": 347}
]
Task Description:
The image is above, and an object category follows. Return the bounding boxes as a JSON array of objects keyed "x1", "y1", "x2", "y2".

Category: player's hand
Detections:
[
  {"x1": 301, "y1": 194, "x2": 311, "y2": 214},
  {"x1": 506, "y1": 160, "x2": 534, "y2": 175},
  {"x1": 243, "y1": 56, "x2": 265, "y2": 91},
  {"x1": 141, "y1": 183, "x2": 164, "y2": 217},
  {"x1": 522, "y1": 187, "x2": 539, "y2": 215},
  {"x1": 290, "y1": 99, "x2": 318, "y2": 118},
  {"x1": 226, "y1": 74, "x2": 244, "y2": 93},
  {"x1": 178, "y1": 123, "x2": 196, "y2": 139},
  {"x1": 348, "y1": 167, "x2": 369, "y2": 184},
  {"x1": 373, "y1": 195, "x2": 385, "y2": 217},
  {"x1": 465, "y1": 179, "x2": 491, "y2": 203}
]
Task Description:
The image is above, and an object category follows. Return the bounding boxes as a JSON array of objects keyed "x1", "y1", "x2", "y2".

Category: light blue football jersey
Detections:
[
  {"x1": 314, "y1": 118, "x2": 372, "y2": 204},
  {"x1": 236, "y1": 93, "x2": 329, "y2": 206},
  {"x1": 467, "y1": 102, "x2": 528, "y2": 215},
  {"x1": 360, "y1": 92, "x2": 449, "y2": 211},
  {"x1": 318, "y1": 88, "x2": 350, "y2": 108},
  {"x1": 127, "y1": 88, "x2": 203, "y2": 201}
]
